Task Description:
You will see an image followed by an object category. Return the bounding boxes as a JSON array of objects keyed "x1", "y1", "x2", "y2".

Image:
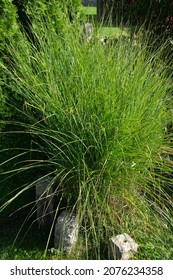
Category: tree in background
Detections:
[
  {"x1": 97, "y1": 0, "x2": 105, "y2": 20},
  {"x1": 97, "y1": 0, "x2": 173, "y2": 35}
]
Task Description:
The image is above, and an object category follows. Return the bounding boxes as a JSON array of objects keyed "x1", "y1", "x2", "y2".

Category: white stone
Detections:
[
  {"x1": 54, "y1": 210, "x2": 79, "y2": 253},
  {"x1": 109, "y1": 233, "x2": 138, "y2": 260},
  {"x1": 35, "y1": 177, "x2": 54, "y2": 227},
  {"x1": 82, "y1": 22, "x2": 93, "y2": 41}
]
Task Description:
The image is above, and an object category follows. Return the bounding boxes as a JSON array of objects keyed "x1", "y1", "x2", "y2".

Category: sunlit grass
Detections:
[
  {"x1": 99, "y1": 26, "x2": 129, "y2": 37},
  {"x1": 83, "y1": 6, "x2": 97, "y2": 15}
]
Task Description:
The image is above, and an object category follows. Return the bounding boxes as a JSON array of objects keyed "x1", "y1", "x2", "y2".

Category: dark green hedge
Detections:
[
  {"x1": 0, "y1": 0, "x2": 18, "y2": 130},
  {"x1": 0, "y1": 0, "x2": 18, "y2": 52},
  {"x1": 12, "y1": 0, "x2": 83, "y2": 27}
]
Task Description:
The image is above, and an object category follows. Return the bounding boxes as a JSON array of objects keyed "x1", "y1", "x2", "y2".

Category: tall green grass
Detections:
[{"x1": 0, "y1": 13, "x2": 173, "y2": 259}]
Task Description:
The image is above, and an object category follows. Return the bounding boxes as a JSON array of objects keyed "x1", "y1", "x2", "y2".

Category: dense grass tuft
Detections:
[{"x1": 0, "y1": 12, "x2": 173, "y2": 259}]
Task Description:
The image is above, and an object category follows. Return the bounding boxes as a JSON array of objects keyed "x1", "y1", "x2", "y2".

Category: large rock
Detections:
[
  {"x1": 54, "y1": 210, "x2": 79, "y2": 253},
  {"x1": 109, "y1": 233, "x2": 138, "y2": 260},
  {"x1": 35, "y1": 177, "x2": 54, "y2": 228}
]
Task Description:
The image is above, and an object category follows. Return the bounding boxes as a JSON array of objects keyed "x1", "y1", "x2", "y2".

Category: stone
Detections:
[
  {"x1": 82, "y1": 22, "x2": 93, "y2": 41},
  {"x1": 109, "y1": 233, "x2": 138, "y2": 260},
  {"x1": 35, "y1": 177, "x2": 54, "y2": 228},
  {"x1": 54, "y1": 210, "x2": 79, "y2": 253},
  {"x1": 100, "y1": 36, "x2": 118, "y2": 46}
]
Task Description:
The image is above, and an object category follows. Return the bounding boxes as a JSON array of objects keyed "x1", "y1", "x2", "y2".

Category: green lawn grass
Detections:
[
  {"x1": 99, "y1": 26, "x2": 129, "y2": 37},
  {"x1": 83, "y1": 6, "x2": 97, "y2": 15}
]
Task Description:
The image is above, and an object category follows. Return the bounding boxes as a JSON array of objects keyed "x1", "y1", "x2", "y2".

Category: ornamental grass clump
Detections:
[{"x1": 0, "y1": 10, "x2": 173, "y2": 259}]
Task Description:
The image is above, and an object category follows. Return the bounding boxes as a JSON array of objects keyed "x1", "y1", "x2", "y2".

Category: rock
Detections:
[
  {"x1": 82, "y1": 22, "x2": 93, "y2": 41},
  {"x1": 109, "y1": 233, "x2": 138, "y2": 260},
  {"x1": 35, "y1": 177, "x2": 54, "y2": 228},
  {"x1": 54, "y1": 210, "x2": 79, "y2": 253},
  {"x1": 100, "y1": 36, "x2": 118, "y2": 46}
]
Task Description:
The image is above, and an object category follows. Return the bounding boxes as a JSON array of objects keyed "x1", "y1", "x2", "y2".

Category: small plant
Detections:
[{"x1": 0, "y1": 7, "x2": 173, "y2": 259}]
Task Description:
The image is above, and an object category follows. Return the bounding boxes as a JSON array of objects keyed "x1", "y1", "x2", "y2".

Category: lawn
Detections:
[
  {"x1": 99, "y1": 26, "x2": 129, "y2": 37},
  {"x1": 82, "y1": 6, "x2": 97, "y2": 15}
]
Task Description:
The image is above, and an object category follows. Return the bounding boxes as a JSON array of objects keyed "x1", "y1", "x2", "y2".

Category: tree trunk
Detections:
[{"x1": 97, "y1": 0, "x2": 106, "y2": 21}]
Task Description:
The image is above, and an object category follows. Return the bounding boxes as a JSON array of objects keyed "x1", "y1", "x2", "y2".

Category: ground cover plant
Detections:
[{"x1": 0, "y1": 2, "x2": 173, "y2": 259}]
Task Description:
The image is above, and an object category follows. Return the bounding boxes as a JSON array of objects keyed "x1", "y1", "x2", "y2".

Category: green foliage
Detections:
[
  {"x1": 13, "y1": 0, "x2": 83, "y2": 28},
  {"x1": 0, "y1": 0, "x2": 19, "y2": 131},
  {"x1": 0, "y1": 0, "x2": 18, "y2": 52}
]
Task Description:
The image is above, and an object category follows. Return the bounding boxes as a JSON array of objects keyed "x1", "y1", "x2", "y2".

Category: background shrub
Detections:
[
  {"x1": 0, "y1": 0, "x2": 18, "y2": 130},
  {"x1": 0, "y1": 0, "x2": 18, "y2": 52},
  {"x1": 12, "y1": 0, "x2": 83, "y2": 35}
]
